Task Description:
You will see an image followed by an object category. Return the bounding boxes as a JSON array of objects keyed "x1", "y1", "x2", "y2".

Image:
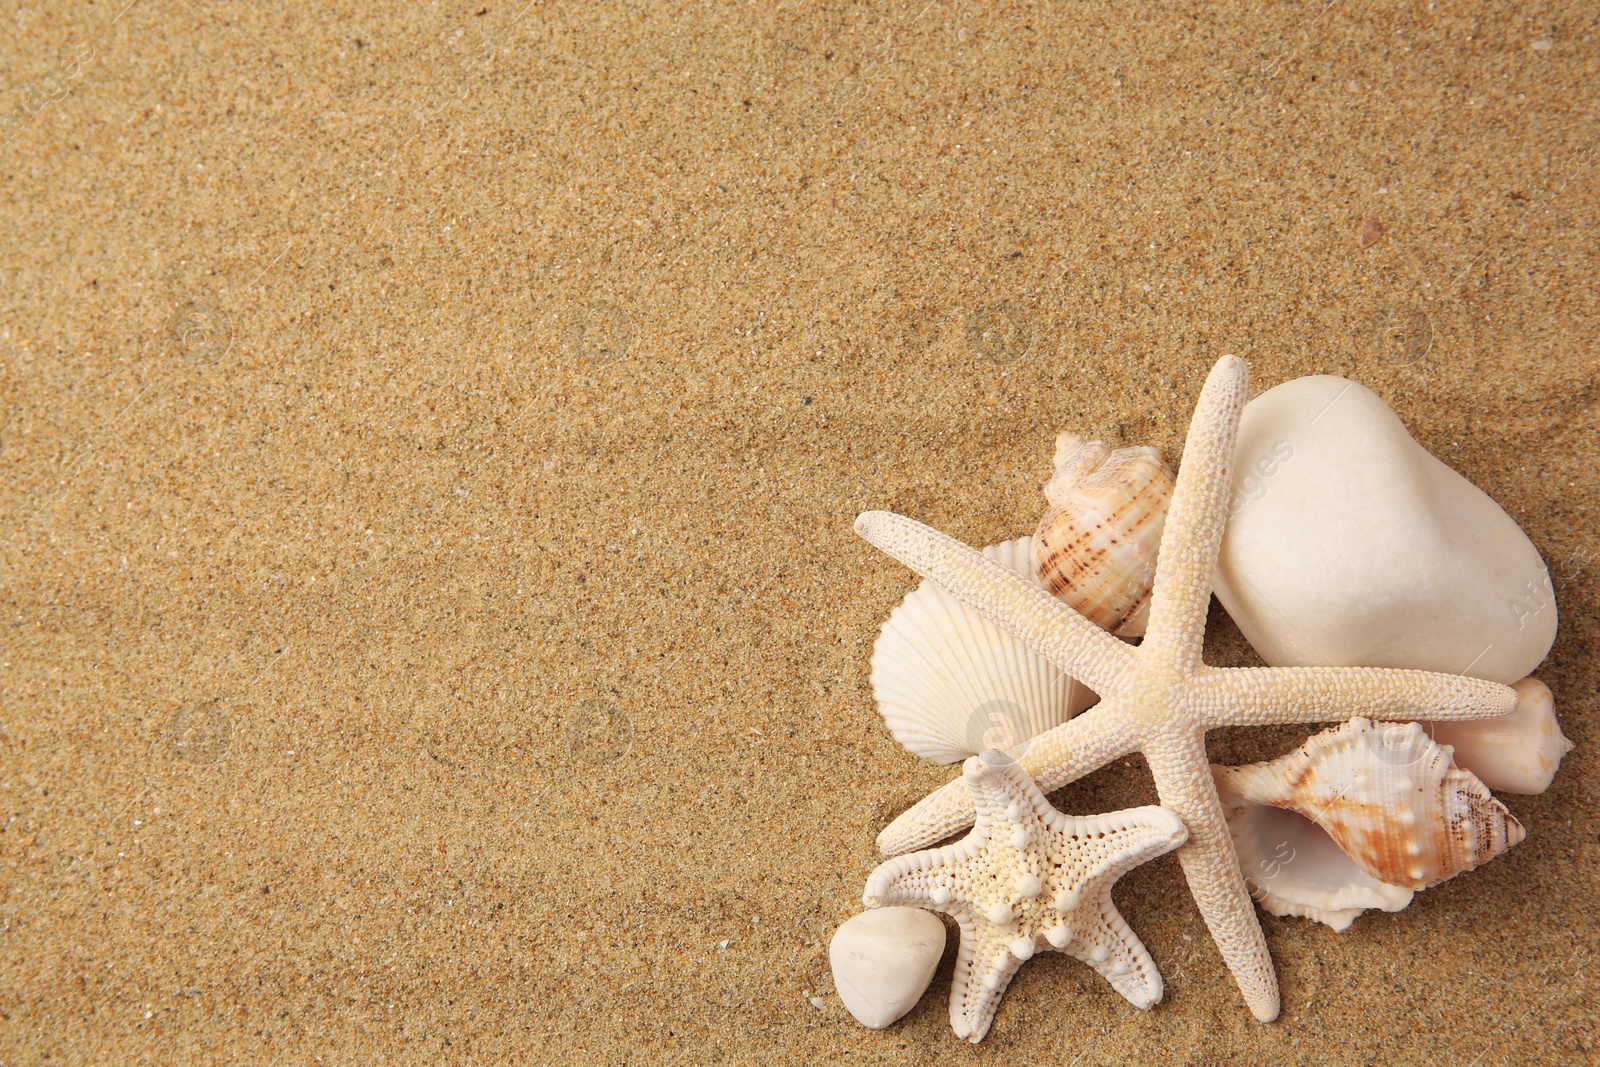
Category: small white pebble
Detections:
[{"x1": 808, "y1": 996, "x2": 826, "y2": 1010}]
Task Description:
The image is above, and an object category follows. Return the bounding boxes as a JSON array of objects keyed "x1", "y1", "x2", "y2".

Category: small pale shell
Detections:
[
  {"x1": 1032, "y1": 434, "x2": 1172, "y2": 638},
  {"x1": 872, "y1": 536, "x2": 1098, "y2": 764},
  {"x1": 1215, "y1": 717, "x2": 1524, "y2": 893},
  {"x1": 1424, "y1": 677, "x2": 1573, "y2": 795}
]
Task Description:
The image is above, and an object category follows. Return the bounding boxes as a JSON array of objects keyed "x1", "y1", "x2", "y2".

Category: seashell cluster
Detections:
[
  {"x1": 1424, "y1": 677, "x2": 1573, "y2": 795},
  {"x1": 1214, "y1": 717, "x2": 1525, "y2": 931},
  {"x1": 871, "y1": 536, "x2": 1097, "y2": 764},
  {"x1": 848, "y1": 360, "x2": 1564, "y2": 1034},
  {"x1": 1032, "y1": 434, "x2": 1173, "y2": 638}
]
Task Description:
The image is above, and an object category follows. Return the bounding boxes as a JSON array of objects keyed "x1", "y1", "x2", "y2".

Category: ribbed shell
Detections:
[
  {"x1": 1032, "y1": 434, "x2": 1173, "y2": 637},
  {"x1": 1214, "y1": 717, "x2": 1524, "y2": 891},
  {"x1": 1214, "y1": 776, "x2": 1414, "y2": 931},
  {"x1": 872, "y1": 536, "x2": 1098, "y2": 764}
]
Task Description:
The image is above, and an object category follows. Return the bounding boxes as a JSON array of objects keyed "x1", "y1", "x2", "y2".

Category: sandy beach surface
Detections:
[{"x1": 3, "y1": 3, "x2": 1596, "y2": 1063}]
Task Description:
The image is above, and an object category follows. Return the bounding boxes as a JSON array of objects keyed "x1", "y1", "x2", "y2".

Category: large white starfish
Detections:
[
  {"x1": 854, "y1": 354, "x2": 1518, "y2": 1022},
  {"x1": 863, "y1": 749, "x2": 1187, "y2": 1043}
]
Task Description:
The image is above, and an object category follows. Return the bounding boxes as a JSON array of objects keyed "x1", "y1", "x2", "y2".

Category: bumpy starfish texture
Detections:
[
  {"x1": 855, "y1": 354, "x2": 1518, "y2": 1022},
  {"x1": 863, "y1": 749, "x2": 1187, "y2": 1043}
]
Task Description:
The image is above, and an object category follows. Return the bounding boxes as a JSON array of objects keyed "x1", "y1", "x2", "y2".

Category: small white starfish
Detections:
[
  {"x1": 863, "y1": 748, "x2": 1187, "y2": 1043},
  {"x1": 855, "y1": 354, "x2": 1518, "y2": 1022}
]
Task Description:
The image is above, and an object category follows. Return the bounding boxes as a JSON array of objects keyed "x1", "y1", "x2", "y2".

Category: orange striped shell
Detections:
[
  {"x1": 1031, "y1": 435, "x2": 1173, "y2": 638},
  {"x1": 1215, "y1": 717, "x2": 1524, "y2": 892}
]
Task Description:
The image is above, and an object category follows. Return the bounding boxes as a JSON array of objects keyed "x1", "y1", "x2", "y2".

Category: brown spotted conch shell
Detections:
[
  {"x1": 1031, "y1": 434, "x2": 1173, "y2": 638},
  {"x1": 1213, "y1": 717, "x2": 1525, "y2": 931}
]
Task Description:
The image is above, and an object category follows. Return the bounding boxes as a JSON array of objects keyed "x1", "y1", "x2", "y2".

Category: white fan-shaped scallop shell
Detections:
[
  {"x1": 1213, "y1": 717, "x2": 1525, "y2": 931},
  {"x1": 872, "y1": 536, "x2": 1098, "y2": 764}
]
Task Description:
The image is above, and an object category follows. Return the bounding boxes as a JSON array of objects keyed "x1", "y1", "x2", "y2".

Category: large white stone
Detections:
[
  {"x1": 1214, "y1": 376, "x2": 1556, "y2": 684},
  {"x1": 829, "y1": 907, "x2": 945, "y2": 1029}
]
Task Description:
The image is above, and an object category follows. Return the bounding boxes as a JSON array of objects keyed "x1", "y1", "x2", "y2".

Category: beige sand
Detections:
[{"x1": 2, "y1": 3, "x2": 1596, "y2": 1063}]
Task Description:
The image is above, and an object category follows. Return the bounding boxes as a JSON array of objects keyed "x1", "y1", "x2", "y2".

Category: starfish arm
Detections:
[
  {"x1": 1061, "y1": 807, "x2": 1190, "y2": 887},
  {"x1": 948, "y1": 922, "x2": 1026, "y2": 1043},
  {"x1": 854, "y1": 510, "x2": 1135, "y2": 696},
  {"x1": 1140, "y1": 355, "x2": 1249, "y2": 676},
  {"x1": 877, "y1": 776, "x2": 988, "y2": 859},
  {"x1": 1193, "y1": 666, "x2": 1518, "y2": 728},
  {"x1": 1147, "y1": 735, "x2": 1281, "y2": 1022},
  {"x1": 961, "y1": 750, "x2": 1059, "y2": 829},
  {"x1": 877, "y1": 704, "x2": 1137, "y2": 857},
  {"x1": 1066, "y1": 891, "x2": 1168, "y2": 1010},
  {"x1": 861, "y1": 841, "x2": 975, "y2": 909}
]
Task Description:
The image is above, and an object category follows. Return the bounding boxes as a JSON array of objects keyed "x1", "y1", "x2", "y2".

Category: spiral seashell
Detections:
[
  {"x1": 1216, "y1": 791, "x2": 1414, "y2": 932},
  {"x1": 1215, "y1": 718, "x2": 1524, "y2": 912},
  {"x1": 871, "y1": 536, "x2": 1098, "y2": 764},
  {"x1": 1423, "y1": 677, "x2": 1573, "y2": 795},
  {"x1": 1031, "y1": 435, "x2": 1173, "y2": 638}
]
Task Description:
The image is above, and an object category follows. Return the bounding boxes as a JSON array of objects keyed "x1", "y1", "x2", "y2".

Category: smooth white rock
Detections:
[
  {"x1": 1215, "y1": 376, "x2": 1556, "y2": 684},
  {"x1": 1426, "y1": 677, "x2": 1574, "y2": 794},
  {"x1": 830, "y1": 908, "x2": 946, "y2": 1029}
]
